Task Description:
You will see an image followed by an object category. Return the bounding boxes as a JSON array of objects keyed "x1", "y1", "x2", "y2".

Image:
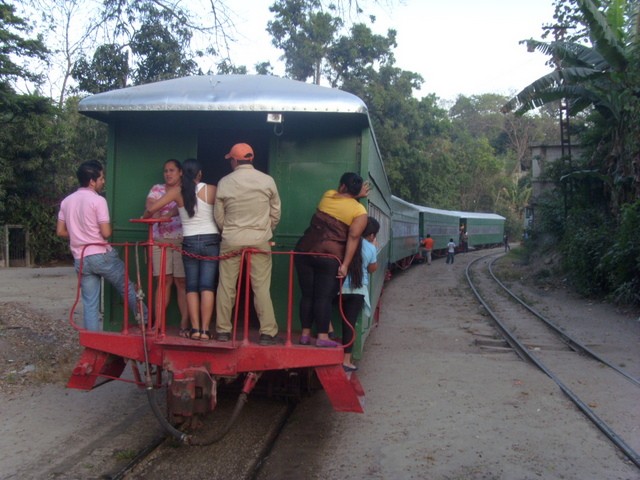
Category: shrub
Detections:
[{"x1": 599, "y1": 200, "x2": 640, "y2": 305}]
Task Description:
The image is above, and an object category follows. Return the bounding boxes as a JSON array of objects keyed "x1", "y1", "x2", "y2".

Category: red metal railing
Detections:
[{"x1": 69, "y1": 218, "x2": 357, "y2": 350}]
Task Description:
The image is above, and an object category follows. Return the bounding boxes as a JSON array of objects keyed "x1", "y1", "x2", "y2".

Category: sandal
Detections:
[
  {"x1": 200, "y1": 330, "x2": 211, "y2": 341},
  {"x1": 179, "y1": 328, "x2": 190, "y2": 338},
  {"x1": 189, "y1": 328, "x2": 201, "y2": 340}
]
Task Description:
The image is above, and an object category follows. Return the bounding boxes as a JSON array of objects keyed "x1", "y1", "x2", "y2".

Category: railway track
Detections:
[
  {"x1": 108, "y1": 391, "x2": 294, "y2": 479},
  {"x1": 466, "y1": 252, "x2": 640, "y2": 469}
]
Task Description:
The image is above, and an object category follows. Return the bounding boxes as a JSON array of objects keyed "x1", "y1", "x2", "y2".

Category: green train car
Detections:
[
  {"x1": 389, "y1": 195, "x2": 421, "y2": 267},
  {"x1": 461, "y1": 212, "x2": 506, "y2": 248},
  {"x1": 78, "y1": 74, "x2": 392, "y2": 359},
  {"x1": 419, "y1": 206, "x2": 461, "y2": 251}
]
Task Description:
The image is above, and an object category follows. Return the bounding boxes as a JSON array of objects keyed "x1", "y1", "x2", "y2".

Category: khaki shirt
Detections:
[{"x1": 214, "y1": 164, "x2": 281, "y2": 246}]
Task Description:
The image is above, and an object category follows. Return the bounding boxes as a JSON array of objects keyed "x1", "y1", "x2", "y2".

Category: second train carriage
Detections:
[
  {"x1": 387, "y1": 198, "x2": 507, "y2": 265},
  {"x1": 389, "y1": 195, "x2": 421, "y2": 267}
]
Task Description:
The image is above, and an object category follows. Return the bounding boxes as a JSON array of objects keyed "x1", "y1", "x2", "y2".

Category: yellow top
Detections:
[{"x1": 317, "y1": 189, "x2": 366, "y2": 226}]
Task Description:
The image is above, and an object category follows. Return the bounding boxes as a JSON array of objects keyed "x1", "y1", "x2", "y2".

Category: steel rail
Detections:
[
  {"x1": 487, "y1": 256, "x2": 640, "y2": 387},
  {"x1": 465, "y1": 253, "x2": 640, "y2": 469}
]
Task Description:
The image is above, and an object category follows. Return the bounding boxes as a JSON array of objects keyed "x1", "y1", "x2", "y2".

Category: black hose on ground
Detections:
[
  {"x1": 146, "y1": 387, "x2": 190, "y2": 445},
  {"x1": 188, "y1": 392, "x2": 249, "y2": 446}
]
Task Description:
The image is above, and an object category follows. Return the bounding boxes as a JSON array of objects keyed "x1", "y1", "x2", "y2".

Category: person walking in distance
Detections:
[
  {"x1": 446, "y1": 238, "x2": 456, "y2": 264},
  {"x1": 421, "y1": 234, "x2": 434, "y2": 265},
  {"x1": 214, "y1": 143, "x2": 281, "y2": 346},
  {"x1": 57, "y1": 160, "x2": 147, "y2": 331}
]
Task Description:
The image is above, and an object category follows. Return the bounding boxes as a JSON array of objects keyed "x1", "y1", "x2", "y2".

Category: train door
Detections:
[
  {"x1": 459, "y1": 219, "x2": 467, "y2": 242},
  {"x1": 196, "y1": 129, "x2": 271, "y2": 330},
  {"x1": 197, "y1": 129, "x2": 271, "y2": 185},
  {"x1": 459, "y1": 219, "x2": 468, "y2": 253}
]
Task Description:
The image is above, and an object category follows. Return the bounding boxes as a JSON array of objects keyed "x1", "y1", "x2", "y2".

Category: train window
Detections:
[
  {"x1": 368, "y1": 202, "x2": 390, "y2": 249},
  {"x1": 197, "y1": 129, "x2": 270, "y2": 185}
]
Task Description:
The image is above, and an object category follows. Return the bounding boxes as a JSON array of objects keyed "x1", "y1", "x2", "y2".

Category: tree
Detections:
[
  {"x1": 20, "y1": 0, "x2": 105, "y2": 107},
  {"x1": 0, "y1": 1, "x2": 49, "y2": 114},
  {"x1": 129, "y1": 6, "x2": 200, "y2": 84},
  {"x1": 504, "y1": 0, "x2": 640, "y2": 211},
  {"x1": 72, "y1": 44, "x2": 129, "y2": 94},
  {"x1": 0, "y1": 1, "x2": 53, "y2": 215},
  {"x1": 268, "y1": 0, "x2": 343, "y2": 84}
]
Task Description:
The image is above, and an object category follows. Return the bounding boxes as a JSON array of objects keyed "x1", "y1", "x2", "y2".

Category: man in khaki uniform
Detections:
[{"x1": 214, "y1": 143, "x2": 281, "y2": 345}]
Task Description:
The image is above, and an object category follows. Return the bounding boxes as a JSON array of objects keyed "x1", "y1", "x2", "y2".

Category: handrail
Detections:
[{"x1": 70, "y1": 219, "x2": 357, "y2": 351}]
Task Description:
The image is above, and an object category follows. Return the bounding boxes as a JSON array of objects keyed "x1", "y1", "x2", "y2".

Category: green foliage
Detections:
[
  {"x1": 560, "y1": 207, "x2": 612, "y2": 296},
  {"x1": 0, "y1": 91, "x2": 106, "y2": 264},
  {"x1": 268, "y1": 0, "x2": 342, "y2": 84},
  {"x1": 0, "y1": 2, "x2": 48, "y2": 88},
  {"x1": 8, "y1": 196, "x2": 69, "y2": 263},
  {"x1": 129, "y1": 6, "x2": 199, "y2": 84},
  {"x1": 72, "y1": 44, "x2": 129, "y2": 94},
  {"x1": 536, "y1": 191, "x2": 568, "y2": 241},
  {"x1": 505, "y1": 0, "x2": 640, "y2": 213},
  {"x1": 0, "y1": 2, "x2": 50, "y2": 120},
  {"x1": 72, "y1": 0, "x2": 202, "y2": 91},
  {"x1": 599, "y1": 200, "x2": 640, "y2": 304},
  {"x1": 503, "y1": 0, "x2": 640, "y2": 302}
]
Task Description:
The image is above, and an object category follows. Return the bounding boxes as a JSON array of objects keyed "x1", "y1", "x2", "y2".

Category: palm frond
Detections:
[
  {"x1": 522, "y1": 39, "x2": 608, "y2": 70},
  {"x1": 512, "y1": 90, "x2": 566, "y2": 114},
  {"x1": 504, "y1": 66, "x2": 609, "y2": 114},
  {"x1": 577, "y1": 0, "x2": 628, "y2": 70}
]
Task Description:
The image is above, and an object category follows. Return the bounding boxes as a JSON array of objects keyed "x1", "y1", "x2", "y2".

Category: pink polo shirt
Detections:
[{"x1": 58, "y1": 187, "x2": 112, "y2": 259}]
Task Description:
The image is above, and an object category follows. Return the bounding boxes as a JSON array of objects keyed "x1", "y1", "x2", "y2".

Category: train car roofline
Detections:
[{"x1": 78, "y1": 74, "x2": 368, "y2": 119}]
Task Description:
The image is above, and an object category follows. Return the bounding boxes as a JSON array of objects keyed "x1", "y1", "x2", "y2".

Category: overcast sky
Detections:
[{"x1": 224, "y1": 0, "x2": 556, "y2": 102}]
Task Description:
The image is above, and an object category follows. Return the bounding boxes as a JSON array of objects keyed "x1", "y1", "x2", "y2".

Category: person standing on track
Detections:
[
  {"x1": 421, "y1": 234, "x2": 434, "y2": 265},
  {"x1": 446, "y1": 238, "x2": 456, "y2": 264},
  {"x1": 145, "y1": 159, "x2": 189, "y2": 337},
  {"x1": 214, "y1": 143, "x2": 281, "y2": 346},
  {"x1": 57, "y1": 160, "x2": 148, "y2": 331}
]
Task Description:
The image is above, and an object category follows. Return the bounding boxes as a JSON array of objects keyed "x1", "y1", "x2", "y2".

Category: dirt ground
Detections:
[
  {"x1": 1, "y1": 249, "x2": 639, "y2": 479},
  {"x1": 257, "y1": 248, "x2": 640, "y2": 480}
]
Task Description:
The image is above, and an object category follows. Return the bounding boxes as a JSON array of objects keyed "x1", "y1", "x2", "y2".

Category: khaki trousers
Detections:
[{"x1": 215, "y1": 241, "x2": 278, "y2": 337}]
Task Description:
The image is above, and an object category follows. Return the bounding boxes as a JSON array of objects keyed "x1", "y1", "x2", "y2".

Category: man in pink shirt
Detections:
[{"x1": 57, "y1": 160, "x2": 147, "y2": 330}]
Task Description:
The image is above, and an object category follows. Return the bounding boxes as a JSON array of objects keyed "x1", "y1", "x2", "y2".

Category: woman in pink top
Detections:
[{"x1": 145, "y1": 159, "x2": 189, "y2": 337}]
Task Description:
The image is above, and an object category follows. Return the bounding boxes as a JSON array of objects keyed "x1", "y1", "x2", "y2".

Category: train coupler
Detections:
[
  {"x1": 167, "y1": 367, "x2": 217, "y2": 420},
  {"x1": 242, "y1": 371, "x2": 262, "y2": 394}
]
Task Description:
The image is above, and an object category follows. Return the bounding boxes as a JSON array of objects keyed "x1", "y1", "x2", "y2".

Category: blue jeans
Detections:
[
  {"x1": 74, "y1": 249, "x2": 147, "y2": 331},
  {"x1": 181, "y1": 234, "x2": 220, "y2": 293}
]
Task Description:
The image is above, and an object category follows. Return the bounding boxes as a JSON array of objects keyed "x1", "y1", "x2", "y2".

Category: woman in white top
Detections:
[{"x1": 144, "y1": 159, "x2": 219, "y2": 340}]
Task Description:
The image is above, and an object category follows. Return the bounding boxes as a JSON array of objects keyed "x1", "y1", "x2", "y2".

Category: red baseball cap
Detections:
[{"x1": 224, "y1": 143, "x2": 254, "y2": 161}]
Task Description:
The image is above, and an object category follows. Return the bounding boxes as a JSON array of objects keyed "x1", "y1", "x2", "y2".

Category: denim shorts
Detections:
[{"x1": 181, "y1": 234, "x2": 220, "y2": 293}]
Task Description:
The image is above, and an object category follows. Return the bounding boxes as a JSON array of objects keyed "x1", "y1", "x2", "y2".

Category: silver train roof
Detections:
[
  {"x1": 391, "y1": 195, "x2": 505, "y2": 220},
  {"x1": 78, "y1": 74, "x2": 368, "y2": 116}
]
